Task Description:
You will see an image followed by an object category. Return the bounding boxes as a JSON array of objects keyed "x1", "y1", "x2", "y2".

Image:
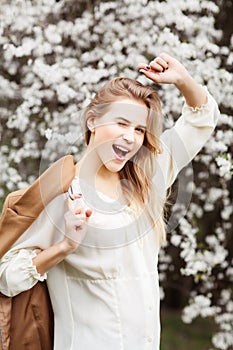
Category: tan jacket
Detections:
[{"x1": 0, "y1": 155, "x2": 75, "y2": 350}]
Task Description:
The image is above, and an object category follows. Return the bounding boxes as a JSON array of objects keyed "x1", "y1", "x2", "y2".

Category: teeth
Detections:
[
  {"x1": 116, "y1": 146, "x2": 129, "y2": 152},
  {"x1": 113, "y1": 145, "x2": 129, "y2": 157},
  {"x1": 115, "y1": 146, "x2": 128, "y2": 156}
]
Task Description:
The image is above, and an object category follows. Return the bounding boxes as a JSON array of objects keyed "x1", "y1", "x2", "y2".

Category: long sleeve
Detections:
[
  {"x1": 0, "y1": 248, "x2": 47, "y2": 297},
  {"x1": 154, "y1": 89, "x2": 220, "y2": 197},
  {"x1": 0, "y1": 193, "x2": 67, "y2": 297}
]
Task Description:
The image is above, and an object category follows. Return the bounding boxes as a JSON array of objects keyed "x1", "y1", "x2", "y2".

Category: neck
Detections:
[
  {"x1": 97, "y1": 165, "x2": 120, "y2": 182},
  {"x1": 75, "y1": 147, "x2": 122, "y2": 201}
]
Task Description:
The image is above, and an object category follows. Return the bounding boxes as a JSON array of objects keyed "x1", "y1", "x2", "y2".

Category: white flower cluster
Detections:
[
  {"x1": 0, "y1": 1, "x2": 232, "y2": 348},
  {"x1": 212, "y1": 289, "x2": 233, "y2": 350},
  {"x1": 183, "y1": 290, "x2": 233, "y2": 349},
  {"x1": 182, "y1": 294, "x2": 220, "y2": 324},
  {"x1": 216, "y1": 155, "x2": 233, "y2": 180}
]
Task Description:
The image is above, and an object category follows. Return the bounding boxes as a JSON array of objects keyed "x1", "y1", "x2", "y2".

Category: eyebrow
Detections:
[{"x1": 117, "y1": 117, "x2": 147, "y2": 129}]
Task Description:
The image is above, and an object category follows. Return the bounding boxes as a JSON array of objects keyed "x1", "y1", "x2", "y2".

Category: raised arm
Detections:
[{"x1": 138, "y1": 53, "x2": 220, "y2": 194}]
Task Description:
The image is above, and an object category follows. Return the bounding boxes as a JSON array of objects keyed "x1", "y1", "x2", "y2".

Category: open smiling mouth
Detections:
[{"x1": 112, "y1": 145, "x2": 130, "y2": 160}]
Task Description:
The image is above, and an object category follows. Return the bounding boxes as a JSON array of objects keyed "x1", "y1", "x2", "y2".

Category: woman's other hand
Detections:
[{"x1": 63, "y1": 195, "x2": 92, "y2": 252}]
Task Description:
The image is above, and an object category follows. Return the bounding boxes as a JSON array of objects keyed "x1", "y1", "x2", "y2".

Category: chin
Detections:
[{"x1": 104, "y1": 160, "x2": 126, "y2": 173}]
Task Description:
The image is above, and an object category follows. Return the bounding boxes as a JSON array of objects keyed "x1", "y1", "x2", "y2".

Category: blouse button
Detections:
[{"x1": 147, "y1": 337, "x2": 153, "y2": 343}]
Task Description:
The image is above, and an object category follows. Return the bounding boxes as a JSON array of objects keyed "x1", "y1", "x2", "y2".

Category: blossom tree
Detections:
[{"x1": 0, "y1": 0, "x2": 232, "y2": 348}]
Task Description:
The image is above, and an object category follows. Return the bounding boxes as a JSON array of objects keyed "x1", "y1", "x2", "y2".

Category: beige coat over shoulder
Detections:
[{"x1": 0, "y1": 155, "x2": 75, "y2": 350}]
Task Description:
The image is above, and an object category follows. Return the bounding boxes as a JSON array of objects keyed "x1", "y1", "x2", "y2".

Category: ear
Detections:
[{"x1": 86, "y1": 111, "x2": 95, "y2": 132}]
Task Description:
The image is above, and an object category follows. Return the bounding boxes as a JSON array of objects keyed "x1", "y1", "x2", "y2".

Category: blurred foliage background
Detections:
[{"x1": 0, "y1": 0, "x2": 232, "y2": 348}]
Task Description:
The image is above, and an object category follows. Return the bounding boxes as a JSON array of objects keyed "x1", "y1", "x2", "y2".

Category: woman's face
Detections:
[{"x1": 88, "y1": 98, "x2": 148, "y2": 173}]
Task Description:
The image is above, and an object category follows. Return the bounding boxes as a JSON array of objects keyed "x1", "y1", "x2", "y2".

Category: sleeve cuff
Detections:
[
  {"x1": 17, "y1": 249, "x2": 47, "y2": 281},
  {"x1": 180, "y1": 88, "x2": 219, "y2": 128}
]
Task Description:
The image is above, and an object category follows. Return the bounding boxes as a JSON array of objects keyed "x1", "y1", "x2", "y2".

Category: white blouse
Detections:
[{"x1": 0, "y1": 90, "x2": 219, "y2": 350}]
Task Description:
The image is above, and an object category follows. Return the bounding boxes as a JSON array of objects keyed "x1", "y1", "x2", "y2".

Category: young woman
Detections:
[{"x1": 0, "y1": 53, "x2": 219, "y2": 350}]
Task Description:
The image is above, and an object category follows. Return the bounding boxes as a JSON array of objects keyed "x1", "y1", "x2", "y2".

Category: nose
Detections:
[{"x1": 122, "y1": 127, "x2": 135, "y2": 143}]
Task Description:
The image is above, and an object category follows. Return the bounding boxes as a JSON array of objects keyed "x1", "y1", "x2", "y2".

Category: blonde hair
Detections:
[{"x1": 83, "y1": 77, "x2": 166, "y2": 245}]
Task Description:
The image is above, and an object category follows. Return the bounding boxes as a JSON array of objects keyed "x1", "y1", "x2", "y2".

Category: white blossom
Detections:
[
  {"x1": 0, "y1": 1, "x2": 232, "y2": 348},
  {"x1": 216, "y1": 156, "x2": 233, "y2": 179}
]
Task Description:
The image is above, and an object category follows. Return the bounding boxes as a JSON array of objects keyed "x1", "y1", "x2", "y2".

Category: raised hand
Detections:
[
  {"x1": 138, "y1": 52, "x2": 207, "y2": 107},
  {"x1": 138, "y1": 52, "x2": 190, "y2": 86}
]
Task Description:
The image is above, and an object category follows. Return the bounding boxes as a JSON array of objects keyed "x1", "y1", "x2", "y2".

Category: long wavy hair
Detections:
[{"x1": 83, "y1": 77, "x2": 166, "y2": 245}]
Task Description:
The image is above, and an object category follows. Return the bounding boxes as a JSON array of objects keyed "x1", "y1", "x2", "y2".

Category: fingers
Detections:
[
  {"x1": 149, "y1": 56, "x2": 169, "y2": 72},
  {"x1": 66, "y1": 186, "x2": 92, "y2": 239},
  {"x1": 66, "y1": 197, "x2": 92, "y2": 223},
  {"x1": 138, "y1": 53, "x2": 170, "y2": 73},
  {"x1": 159, "y1": 52, "x2": 171, "y2": 62},
  {"x1": 64, "y1": 210, "x2": 85, "y2": 224},
  {"x1": 64, "y1": 193, "x2": 92, "y2": 245},
  {"x1": 67, "y1": 196, "x2": 84, "y2": 215},
  {"x1": 137, "y1": 63, "x2": 149, "y2": 71}
]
